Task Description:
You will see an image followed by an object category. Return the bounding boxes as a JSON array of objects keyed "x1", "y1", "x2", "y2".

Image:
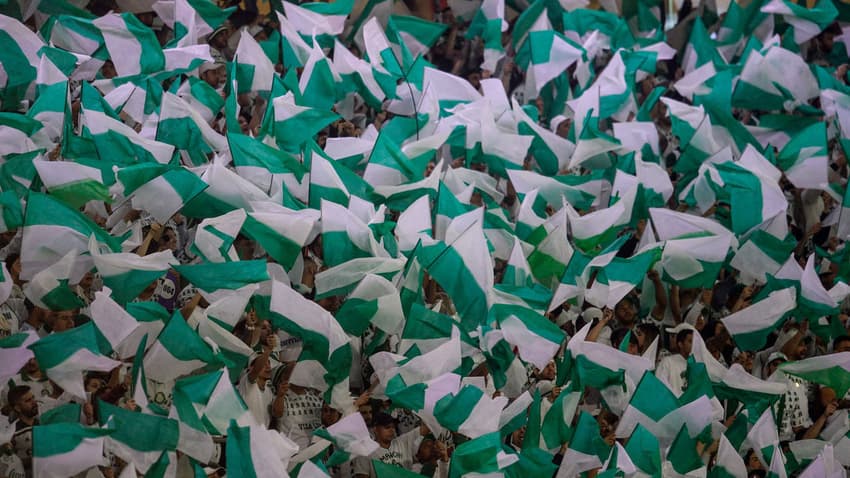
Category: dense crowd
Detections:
[{"x1": 2, "y1": 0, "x2": 850, "y2": 476}]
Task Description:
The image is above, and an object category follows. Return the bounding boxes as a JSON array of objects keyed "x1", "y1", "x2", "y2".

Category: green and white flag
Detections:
[
  {"x1": 518, "y1": 30, "x2": 584, "y2": 99},
  {"x1": 321, "y1": 199, "x2": 389, "y2": 267},
  {"x1": 21, "y1": 192, "x2": 120, "y2": 280},
  {"x1": 153, "y1": 0, "x2": 235, "y2": 47},
  {"x1": 93, "y1": 12, "x2": 165, "y2": 76},
  {"x1": 0, "y1": 191, "x2": 23, "y2": 234},
  {"x1": 659, "y1": 97, "x2": 722, "y2": 173},
  {"x1": 299, "y1": 41, "x2": 342, "y2": 112},
  {"x1": 200, "y1": 281, "x2": 257, "y2": 332},
  {"x1": 197, "y1": 315, "x2": 255, "y2": 379},
  {"x1": 467, "y1": 0, "x2": 507, "y2": 71},
  {"x1": 333, "y1": 39, "x2": 390, "y2": 109},
  {"x1": 746, "y1": 408, "x2": 780, "y2": 468},
  {"x1": 556, "y1": 411, "x2": 611, "y2": 478},
  {"x1": 88, "y1": 287, "x2": 141, "y2": 358},
  {"x1": 33, "y1": 423, "x2": 110, "y2": 478},
  {"x1": 395, "y1": 195, "x2": 432, "y2": 255},
  {"x1": 23, "y1": 250, "x2": 84, "y2": 311},
  {"x1": 434, "y1": 384, "x2": 509, "y2": 439},
  {"x1": 282, "y1": 0, "x2": 351, "y2": 39},
  {"x1": 227, "y1": 421, "x2": 298, "y2": 478},
  {"x1": 585, "y1": 245, "x2": 662, "y2": 309},
  {"x1": 143, "y1": 310, "x2": 221, "y2": 382},
  {"x1": 364, "y1": 133, "x2": 425, "y2": 188},
  {"x1": 490, "y1": 304, "x2": 564, "y2": 369},
  {"x1": 156, "y1": 91, "x2": 228, "y2": 165},
  {"x1": 0, "y1": 14, "x2": 44, "y2": 110},
  {"x1": 527, "y1": 211, "x2": 573, "y2": 287},
  {"x1": 314, "y1": 412, "x2": 380, "y2": 466},
  {"x1": 90, "y1": 236, "x2": 177, "y2": 304},
  {"x1": 616, "y1": 371, "x2": 714, "y2": 446},
  {"x1": 79, "y1": 84, "x2": 175, "y2": 164},
  {"x1": 0, "y1": 114, "x2": 46, "y2": 159},
  {"x1": 0, "y1": 331, "x2": 38, "y2": 384},
  {"x1": 243, "y1": 201, "x2": 319, "y2": 270},
  {"x1": 174, "y1": 259, "x2": 269, "y2": 297},
  {"x1": 448, "y1": 432, "x2": 518, "y2": 478},
  {"x1": 733, "y1": 44, "x2": 819, "y2": 114},
  {"x1": 314, "y1": 256, "x2": 406, "y2": 300},
  {"x1": 172, "y1": 368, "x2": 257, "y2": 435},
  {"x1": 183, "y1": 162, "x2": 270, "y2": 218},
  {"x1": 191, "y1": 209, "x2": 246, "y2": 263},
  {"x1": 129, "y1": 167, "x2": 208, "y2": 224},
  {"x1": 507, "y1": 169, "x2": 596, "y2": 211},
  {"x1": 660, "y1": 233, "x2": 733, "y2": 289},
  {"x1": 175, "y1": 76, "x2": 223, "y2": 124},
  {"x1": 721, "y1": 287, "x2": 796, "y2": 351},
  {"x1": 29, "y1": 322, "x2": 121, "y2": 399},
  {"x1": 776, "y1": 122, "x2": 828, "y2": 190},
  {"x1": 270, "y1": 280, "x2": 352, "y2": 411},
  {"x1": 234, "y1": 27, "x2": 276, "y2": 93},
  {"x1": 276, "y1": 11, "x2": 312, "y2": 67},
  {"x1": 423, "y1": 66, "x2": 482, "y2": 112},
  {"x1": 33, "y1": 159, "x2": 111, "y2": 208},
  {"x1": 386, "y1": 15, "x2": 446, "y2": 69},
  {"x1": 712, "y1": 434, "x2": 748, "y2": 478},
  {"x1": 99, "y1": 401, "x2": 179, "y2": 473},
  {"x1": 779, "y1": 352, "x2": 850, "y2": 397},
  {"x1": 649, "y1": 207, "x2": 739, "y2": 247},
  {"x1": 228, "y1": 132, "x2": 307, "y2": 193},
  {"x1": 29, "y1": 48, "x2": 71, "y2": 142},
  {"x1": 361, "y1": 16, "x2": 403, "y2": 78},
  {"x1": 267, "y1": 91, "x2": 338, "y2": 151},
  {"x1": 335, "y1": 273, "x2": 404, "y2": 336},
  {"x1": 761, "y1": 0, "x2": 837, "y2": 43},
  {"x1": 416, "y1": 208, "x2": 493, "y2": 330}
]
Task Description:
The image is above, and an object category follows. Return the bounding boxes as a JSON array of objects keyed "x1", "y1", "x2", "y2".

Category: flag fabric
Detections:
[
  {"x1": 33, "y1": 423, "x2": 110, "y2": 478},
  {"x1": 313, "y1": 412, "x2": 380, "y2": 465},
  {"x1": 90, "y1": 238, "x2": 178, "y2": 304},
  {"x1": 29, "y1": 322, "x2": 122, "y2": 399},
  {"x1": 721, "y1": 287, "x2": 797, "y2": 351},
  {"x1": 21, "y1": 192, "x2": 121, "y2": 280},
  {"x1": 225, "y1": 421, "x2": 298, "y2": 476},
  {"x1": 143, "y1": 310, "x2": 221, "y2": 383},
  {"x1": 270, "y1": 280, "x2": 352, "y2": 411}
]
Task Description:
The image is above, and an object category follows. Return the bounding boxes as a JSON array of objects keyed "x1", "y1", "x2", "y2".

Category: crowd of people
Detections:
[{"x1": 2, "y1": 0, "x2": 850, "y2": 476}]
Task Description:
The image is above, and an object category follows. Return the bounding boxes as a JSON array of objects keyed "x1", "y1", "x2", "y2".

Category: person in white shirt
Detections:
[
  {"x1": 238, "y1": 351, "x2": 275, "y2": 428},
  {"x1": 353, "y1": 413, "x2": 424, "y2": 478},
  {"x1": 655, "y1": 327, "x2": 694, "y2": 397}
]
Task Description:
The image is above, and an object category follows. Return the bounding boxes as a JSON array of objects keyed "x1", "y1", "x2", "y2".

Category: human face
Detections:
[
  {"x1": 375, "y1": 424, "x2": 396, "y2": 444},
  {"x1": 615, "y1": 300, "x2": 637, "y2": 325},
  {"x1": 835, "y1": 340, "x2": 850, "y2": 353},
  {"x1": 540, "y1": 361, "x2": 556, "y2": 380},
  {"x1": 14, "y1": 391, "x2": 38, "y2": 418},
  {"x1": 321, "y1": 403, "x2": 340, "y2": 427},
  {"x1": 160, "y1": 228, "x2": 178, "y2": 251},
  {"x1": 679, "y1": 333, "x2": 693, "y2": 357},
  {"x1": 52, "y1": 311, "x2": 76, "y2": 332},
  {"x1": 10, "y1": 257, "x2": 21, "y2": 285},
  {"x1": 359, "y1": 404, "x2": 372, "y2": 426},
  {"x1": 767, "y1": 359, "x2": 785, "y2": 377}
]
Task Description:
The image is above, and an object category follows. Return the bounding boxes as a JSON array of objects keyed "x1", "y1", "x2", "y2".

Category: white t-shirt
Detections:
[
  {"x1": 238, "y1": 374, "x2": 273, "y2": 428},
  {"x1": 0, "y1": 451, "x2": 25, "y2": 478},
  {"x1": 276, "y1": 389, "x2": 323, "y2": 450},
  {"x1": 353, "y1": 429, "x2": 422, "y2": 478},
  {"x1": 655, "y1": 354, "x2": 687, "y2": 397}
]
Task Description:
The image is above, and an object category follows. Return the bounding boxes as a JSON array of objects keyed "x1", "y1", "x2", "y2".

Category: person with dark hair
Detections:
[
  {"x1": 7, "y1": 385, "x2": 38, "y2": 471},
  {"x1": 655, "y1": 327, "x2": 694, "y2": 397},
  {"x1": 353, "y1": 413, "x2": 427, "y2": 478}
]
